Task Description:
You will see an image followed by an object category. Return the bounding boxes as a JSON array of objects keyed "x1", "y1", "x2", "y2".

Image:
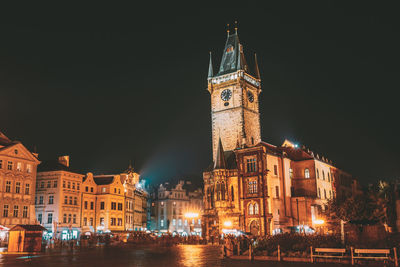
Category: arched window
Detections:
[
  {"x1": 216, "y1": 184, "x2": 221, "y2": 201},
  {"x1": 254, "y1": 203, "x2": 259, "y2": 214},
  {"x1": 231, "y1": 186, "x2": 234, "y2": 202},
  {"x1": 221, "y1": 183, "x2": 226, "y2": 200},
  {"x1": 248, "y1": 203, "x2": 254, "y2": 215},
  {"x1": 304, "y1": 168, "x2": 310, "y2": 178}
]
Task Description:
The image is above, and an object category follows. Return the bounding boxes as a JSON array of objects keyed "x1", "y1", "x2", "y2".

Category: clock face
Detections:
[
  {"x1": 247, "y1": 90, "x2": 254, "y2": 103},
  {"x1": 221, "y1": 89, "x2": 232, "y2": 101}
]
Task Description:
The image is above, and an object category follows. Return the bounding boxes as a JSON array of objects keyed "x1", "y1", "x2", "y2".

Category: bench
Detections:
[
  {"x1": 310, "y1": 247, "x2": 347, "y2": 263},
  {"x1": 351, "y1": 248, "x2": 397, "y2": 265}
]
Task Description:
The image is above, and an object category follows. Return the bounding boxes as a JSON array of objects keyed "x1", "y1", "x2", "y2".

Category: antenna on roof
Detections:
[
  {"x1": 234, "y1": 20, "x2": 238, "y2": 34},
  {"x1": 227, "y1": 23, "x2": 230, "y2": 36}
]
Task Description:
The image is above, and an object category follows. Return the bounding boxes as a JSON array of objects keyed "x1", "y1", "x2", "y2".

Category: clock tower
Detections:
[{"x1": 208, "y1": 29, "x2": 262, "y2": 161}]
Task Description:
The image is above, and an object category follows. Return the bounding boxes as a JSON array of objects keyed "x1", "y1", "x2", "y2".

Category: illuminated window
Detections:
[
  {"x1": 305, "y1": 168, "x2": 310, "y2": 178},
  {"x1": 26, "y1": 164, "x2": 32, "y2": 173},
  {"x1": 13, "y1": 205, "x2": 18, "y2": 217},
  {"x1": 160, "y1": 219, "x2": 164, "y2": 227},
  {"x1": 248, "y1": 180, "x2": 257, "y2": 194},
  {"x1": 15, "y1": 182, "x2": 20, "y2": 194},
  {"x1": 248, "y1": 203, "x2": 254, "y2": 215},
  {"x1": 172, "y1": 219, "x2": 176, "y2": 226},
  {"x1": 23, "y1": 206, "x2": 28, "y2": 218},
  {"x1": 5, "y1": 181, "x2": 11, "y2": 192},
  {"x1": 25, "y1": 183, "x2": 30, "y2": 194},
  {"x1": 16, "y1": 162, "x2": 21, "y2": 171},
  {"x1": 178, "y1": 219, "x2": 182, "y2": 226},
  {"x1": 3, "y1": 205, "x2": 8, "y2": 217},
  {"x1": 254, "y1": 203, "x2": 259, "y2": 214}
]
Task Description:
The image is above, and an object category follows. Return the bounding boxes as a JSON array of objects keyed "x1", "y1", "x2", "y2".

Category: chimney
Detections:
[{"x1": 58, "y1": 155, "x2": 70, "y2": 167}]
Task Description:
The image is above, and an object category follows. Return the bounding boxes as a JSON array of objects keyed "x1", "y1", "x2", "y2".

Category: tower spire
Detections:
[
  {"x1": 214, "y1": 137, "x2": 226, "y2": 170},
  {"x1": 234, "y1": 20, "x2": 238, "y2": 34},
  {"x1": 254, "y1": 53, "x2": 261, "y2": 79},
  {"x1": 208, "y1": 51, "x2": 213, "y2": 79}
]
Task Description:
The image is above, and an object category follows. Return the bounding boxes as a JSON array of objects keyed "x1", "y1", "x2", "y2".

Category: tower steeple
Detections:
[
  {"x1": 217, "y1": 32, "x2": 248, "y2": 76},
  {"x1": 214, "y1": 137, "x2": 226, "y2": 170},
  {"x1": 254, "y1": 53, "x2": 261, "y2": 79},
  {"x1": 208, "y1": 52, "x2": 213, "y2": 79}
]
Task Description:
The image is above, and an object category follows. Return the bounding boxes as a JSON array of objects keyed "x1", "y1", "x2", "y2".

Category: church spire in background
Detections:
[
  {"x1": 214, "y1": 137, "x2": 226, "y2": 170},
  {"x1": 208, "y1": 52, "x2": 213, "y2": 79},
  {"x1": 254, "y1": 53, "x2": 260, "y2": 79}
]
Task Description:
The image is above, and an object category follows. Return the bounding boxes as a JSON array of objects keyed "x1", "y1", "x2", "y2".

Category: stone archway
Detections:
[{"x1": 249, "y1": 220, "x2": 260, "y2": 236}]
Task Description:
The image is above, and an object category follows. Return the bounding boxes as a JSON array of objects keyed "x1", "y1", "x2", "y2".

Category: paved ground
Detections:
[{"x1": 0, "y1": 245, "x2": 356, "y2": 267}]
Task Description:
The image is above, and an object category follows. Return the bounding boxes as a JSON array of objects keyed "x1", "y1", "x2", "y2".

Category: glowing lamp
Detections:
[
  {"x1": 313, "y1": 219, "x2": 325, "y2": 225},
  {"x1": 223, "y1": 221, "x2": 232, "y2": 227},
  {"x1": 184, "y1": 212, "x2": 199, "y2": 218}
]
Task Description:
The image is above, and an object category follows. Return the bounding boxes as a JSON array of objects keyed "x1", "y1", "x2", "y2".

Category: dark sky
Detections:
[{"x1": 0, "y1": 2, "x2": 399, "y2": 185}]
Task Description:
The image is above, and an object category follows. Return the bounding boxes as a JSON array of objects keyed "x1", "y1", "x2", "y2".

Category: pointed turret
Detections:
[
  {"x1": 208, "y1": 52, "x2": 213, "y2": 79},
  {"x1": 254, "y1": 53, "x2": 260, "y2": 79},
  {"x1": 214, "y1": 137, "x2": 226, "y2": 170},
  {"x1": 236, "y1": 44, "x2": 242, "y2": 70}
]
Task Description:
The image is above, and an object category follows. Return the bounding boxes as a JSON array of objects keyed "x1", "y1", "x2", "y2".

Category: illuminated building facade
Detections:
[
  {"x1": 203, "y1": 29, "x2": 359, "y2": 237},
  {"x1": 36, "y1": 156, "x2": 84, "y2": 240},
  {"x1": 0, "y1": 132, "x2": 40, "y2": 229},
  {"x1": 151, "y1": 180, "x2": 203, "y2": 235}
]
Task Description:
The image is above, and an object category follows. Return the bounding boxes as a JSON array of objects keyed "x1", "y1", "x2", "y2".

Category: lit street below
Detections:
[{"x1": 0, "y1": 245, "x2": 350, "y2": 267}]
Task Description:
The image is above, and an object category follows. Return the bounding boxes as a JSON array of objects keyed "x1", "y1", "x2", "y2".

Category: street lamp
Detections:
[{"x1": 223, "y1": 221, "x2": 232, "y2": 227}]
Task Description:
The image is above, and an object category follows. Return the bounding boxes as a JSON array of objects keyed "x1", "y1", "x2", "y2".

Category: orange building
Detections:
[{"x1": 0, "y1": 132, "x2": 40, "y2": 229}]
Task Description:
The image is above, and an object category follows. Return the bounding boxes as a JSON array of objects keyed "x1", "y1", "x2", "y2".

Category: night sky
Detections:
[{"x1": 1, "y1": 2, "x2": 399, "y2": 185}]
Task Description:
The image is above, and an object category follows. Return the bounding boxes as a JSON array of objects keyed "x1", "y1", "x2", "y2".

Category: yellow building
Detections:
[
  {"x1": 93, "y1": 174, "x2": 125, "y2": 233},
  {"x1": 36, "y1": 156, "x2": 84, "y2": 240},
  {"x1": 0, "y1": 132, "x2": 40, "y2": 229},
  {"x1": 80, "y1": 173, "x2": 97, "y2": 235}
]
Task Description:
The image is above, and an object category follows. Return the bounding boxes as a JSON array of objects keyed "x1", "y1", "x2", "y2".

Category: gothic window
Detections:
[
  {"x1": 231, "y1": 186, "x2": 234, "y2": 202},
  {"x1": 248, "y1": 203, "x2": 254, "y2": 215},
  {"x1": 305, "y1": 168, "x2": 310, "y2": 179},
  {"x1": 254, "y1": 203, "x2": 259, "y2": 215},
  {"x1": 246, "y1": 158, "x2": 257, "y2": 173},
  {"x1": 221, "y1": 183, "x2": 226, "y2": 200}
]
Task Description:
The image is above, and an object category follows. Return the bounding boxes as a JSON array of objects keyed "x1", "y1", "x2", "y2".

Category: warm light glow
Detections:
[
  {"x1": 184, "y1": 212, "x2": 199, "y2": 218},
  {"x1": 223, "y1": 221, "x2": 232, "y2": 227},
  {"x1": 313, "y1": 219, "x2": 325, "y2": 225}
]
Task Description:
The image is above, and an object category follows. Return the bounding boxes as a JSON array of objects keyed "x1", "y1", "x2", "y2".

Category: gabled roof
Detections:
[
  {"x1": 0, "y1": 131, "x2": 12, "y2": 146},
  {"x1": 93, "y1": 175, "x2": 114, "y2": 185},
  {"x1": 38, "y1": 160, "x2": 82, "y2": 174},
  {"x1": 9, "y1": 224, "x2": 47, "y2": 232}
]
